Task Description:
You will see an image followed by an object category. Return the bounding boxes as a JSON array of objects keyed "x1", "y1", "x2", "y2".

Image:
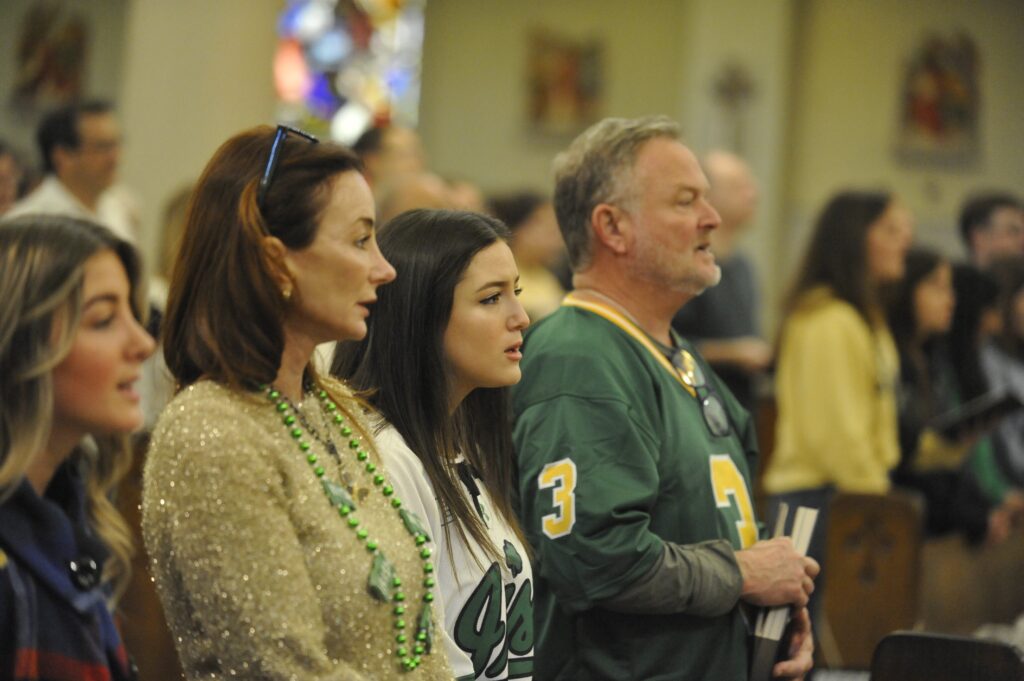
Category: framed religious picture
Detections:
[
  {"x1": 9, "y1": 3, "x2": 89, "y2": 111},
  {"x1": 894, "y1": 31, "x2": 980, "y2": 167},
  {"x1": 526, "y1": 28, "x2": 603, "y2": 137}
]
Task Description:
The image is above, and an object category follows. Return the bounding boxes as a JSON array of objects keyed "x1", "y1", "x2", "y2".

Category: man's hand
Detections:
[
  {"x1": 773, "y1": 607, "x2": 814, "y2": 680},
  {"x1": 987, "y1": 489, "x2": 1024, "y2": 545},
  {"x1": 735, "y1": 537, "x2": 819, "y2": 608}
]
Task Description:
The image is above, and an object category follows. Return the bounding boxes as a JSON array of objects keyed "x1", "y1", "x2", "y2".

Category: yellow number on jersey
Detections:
[
  {"x1": 709, "y1": 454, "x2": 758, "y2": 548},
  {"x1": 538, "y1": 459, "x2": 578, "y2": 539}
]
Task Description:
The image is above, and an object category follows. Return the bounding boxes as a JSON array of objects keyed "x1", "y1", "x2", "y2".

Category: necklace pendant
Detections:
[
  {"x1": 399, "y1": 509, "x2": 431, "y2": 542},
  {"x1": 368, "y1": 551, "x2": 396, "y2": 602},
  {"x1": 416, "y1": 602, "x2": 435, "y2": 653},
  {"x1": 322, "y1": 479, "x2": 356, "y2": 510}
]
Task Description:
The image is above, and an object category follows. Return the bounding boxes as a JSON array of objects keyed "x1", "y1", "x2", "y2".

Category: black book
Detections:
[
  {"x1": 749, "y1": 505, "x2": 818, "y2": 681},
  {"x1": 929, "y1": 391, "x2": 1023, "y2": 442}
]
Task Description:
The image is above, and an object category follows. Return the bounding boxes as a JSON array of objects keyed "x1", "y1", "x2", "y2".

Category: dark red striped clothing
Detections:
[{"x1": 0, "y1": 462, "x2": 132, "y2": 681}]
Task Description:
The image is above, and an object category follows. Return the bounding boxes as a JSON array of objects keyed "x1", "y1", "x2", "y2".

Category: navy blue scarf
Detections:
[{"x1": 0, "y1": 461, "x2": 132, "y2": 681}]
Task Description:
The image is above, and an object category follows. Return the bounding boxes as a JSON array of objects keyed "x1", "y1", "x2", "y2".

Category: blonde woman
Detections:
[{"x1": 0, "y1": 215, "x2": 155, "y2": 679}]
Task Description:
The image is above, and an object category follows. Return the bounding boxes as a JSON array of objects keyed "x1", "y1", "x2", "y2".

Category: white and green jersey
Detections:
[{"x1": 376, "y1": 424, "x2": 534, "y2": 681}]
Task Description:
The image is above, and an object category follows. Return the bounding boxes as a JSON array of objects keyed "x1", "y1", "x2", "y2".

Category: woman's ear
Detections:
[{"x1": 261, "y1": 235, "x2": 294, "y2": 298}]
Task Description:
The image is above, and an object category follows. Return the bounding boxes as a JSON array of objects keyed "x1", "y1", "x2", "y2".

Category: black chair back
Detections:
[{"x1": 871, "y1": 630, "x2": 1024, "y2": 681}]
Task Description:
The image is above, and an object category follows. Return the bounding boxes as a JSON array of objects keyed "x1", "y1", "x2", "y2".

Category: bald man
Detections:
[
  {"x1": 352, "y1": 125, "x2": 427, "y2": 190},
  {"x1": 375, "y1": 172, "x2": 453, "y2": 223},
  {"x1": 672, "y1": 150, "x2": 771, "y2": 416}
]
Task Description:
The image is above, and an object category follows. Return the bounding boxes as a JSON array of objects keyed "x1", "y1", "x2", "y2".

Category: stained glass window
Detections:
[{"x1": 273, "y1": 0, "x2": 425, "y2": 142}]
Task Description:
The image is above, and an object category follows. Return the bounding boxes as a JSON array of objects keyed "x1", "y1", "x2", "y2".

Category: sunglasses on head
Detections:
[{"x1": 257, "y1": 125, "x2": 318, "y2": 211}]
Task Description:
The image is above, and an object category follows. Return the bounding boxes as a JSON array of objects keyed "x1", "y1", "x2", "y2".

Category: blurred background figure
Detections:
[
  {"x1": 149, "y1": 184, "x2": 193, "y2": 309},
  {"x1": 0, "y1": 140, "x2": 29, "y2": 217},
  {"x1": 886, "y1": 248, "x2": 1023, "y2": 545},
  {"x1": 352, "y1": 124, "x2": 427, "y2": 190},
  {"x1": 3, "y1": 100, "x2": 139, "y2": 243},
  {"x1": 764, "y1": 190, "x2": 913, "y2": 626},
  {"x1": 959, "y1": 193, "x2": 1024, "y2": 270},
  {"x1": 983, "y1": 257, "x2": 1024, "y2": 492},
  {"x1": 137, "y1": 184, "x2": 194, "y2": 429},
  {"x1": 376, "y1": 171, "x2": 454, "y2": 223},
  {"x1": 673, "y1": 150, "x2": 771, "y2": 417},
  {"x1": 446, "y1": 176, "x2": 487, "y2": 213},
  {"x1": 489, "y1": 190, "x2": 566, "y2": 321}
]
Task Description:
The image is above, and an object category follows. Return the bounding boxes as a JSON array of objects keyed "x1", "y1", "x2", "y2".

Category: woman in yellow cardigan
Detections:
[{"x1": 764, "y1": 190, "x2": 913, "y2": 622}]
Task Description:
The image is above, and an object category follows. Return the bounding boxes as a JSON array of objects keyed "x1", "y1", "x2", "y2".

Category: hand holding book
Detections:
[{"x1": 748, "y1": 504, "x2": 819, "y2": 681}]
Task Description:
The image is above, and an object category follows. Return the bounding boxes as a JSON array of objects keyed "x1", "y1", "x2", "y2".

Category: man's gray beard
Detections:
[
  {"x1": 694, "y1": 264, "x2": 723, "y2": 296},
  {"x1": 710, "y1": 263, "x2": 723, "y2": 286}
]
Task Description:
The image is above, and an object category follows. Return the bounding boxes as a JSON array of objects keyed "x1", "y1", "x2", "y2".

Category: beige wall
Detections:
[
  {"x1": 418, "y1": 0, "x2": 689, "y2": 194},
  {"x1": 784, "y1": 0, "x2": 1024, "y2": 273},
  {"x1": 119, "y1": 0, "x2": 280, "y2": 266}
]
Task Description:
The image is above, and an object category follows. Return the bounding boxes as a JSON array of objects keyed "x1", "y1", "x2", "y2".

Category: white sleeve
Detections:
[{"x1": 374, "y1": 425, "x2": 474, "y2": 677}]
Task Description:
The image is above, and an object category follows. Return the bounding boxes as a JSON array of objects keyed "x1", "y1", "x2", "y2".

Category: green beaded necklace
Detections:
[{"x1": 266, "y1": 385, "x2": 437, "y2": 672}]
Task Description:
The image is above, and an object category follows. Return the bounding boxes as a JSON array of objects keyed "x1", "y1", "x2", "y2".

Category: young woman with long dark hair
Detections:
[
  {"x1": 333, "y1": 209, "x2": 534, "y2": 681},
  {"x1": 143, "y1": 126, "x2": 451, "y2": 679},
  {"x1": 885, "y1": 248, "x2": 1021, "y2": 543},
  {"x1": 0, "y1": 216, "x2": 155, "y2": 679},
  {"x1": 763, "y1": 190, "x2": 913, "y2": 623}
]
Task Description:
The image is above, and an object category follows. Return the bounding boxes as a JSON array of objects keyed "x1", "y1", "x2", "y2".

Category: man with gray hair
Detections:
[{"x1": 512, "y1": 116, "x2": 816, "y2": 680}]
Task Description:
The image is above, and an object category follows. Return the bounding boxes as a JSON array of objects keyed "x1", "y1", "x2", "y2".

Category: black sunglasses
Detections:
[
  {"x1": 257, "y1": 125, "x2": 319, "y2": 211},
  {"x1": 669, "y1": 348, "x2": 732, "y2": 438}
]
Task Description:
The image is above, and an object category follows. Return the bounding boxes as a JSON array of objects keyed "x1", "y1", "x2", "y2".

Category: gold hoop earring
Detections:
[{"x1": 282, "y1": 286, "x2": 293, "y2": 301}]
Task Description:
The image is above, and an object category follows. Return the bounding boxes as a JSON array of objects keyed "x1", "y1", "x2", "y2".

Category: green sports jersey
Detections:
[{"x1": 512, "y1": 299, "x2": 760, "y2": 681}]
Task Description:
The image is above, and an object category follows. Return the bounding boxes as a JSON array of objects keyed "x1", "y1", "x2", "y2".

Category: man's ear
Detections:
[
  {"x1": 261, "y1": 235, "x2": 294, "y2": 294},
  {"x1": 591, "y1": 202, "x2": 630, "y2": 255}
]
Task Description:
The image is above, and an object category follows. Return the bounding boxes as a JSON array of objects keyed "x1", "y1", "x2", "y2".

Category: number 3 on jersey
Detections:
[
  {"x1": 709, "y1": 454, "x2": 758, "y2": 548},
  {"x1": 538, "y1": 459, "x2": 577, "y2": 539}
]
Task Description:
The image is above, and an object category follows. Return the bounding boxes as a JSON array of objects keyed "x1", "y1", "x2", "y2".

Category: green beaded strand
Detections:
[{"x1": 265, "y1": 385, "x2": 435, "y2": 673}]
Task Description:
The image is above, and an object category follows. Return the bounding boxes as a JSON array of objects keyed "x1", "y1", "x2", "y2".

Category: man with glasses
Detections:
[
  {"x1": 3, "y1": 100, "x2": 136, "y2": 241},
  {"x1": 511, "y1": 116, "x2": 817, "y2": 681}
]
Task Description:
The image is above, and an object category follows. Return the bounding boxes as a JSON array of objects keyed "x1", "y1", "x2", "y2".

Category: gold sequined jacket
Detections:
[{"x1": 142, "y1": 379, "x2": 452, "y2": 680}]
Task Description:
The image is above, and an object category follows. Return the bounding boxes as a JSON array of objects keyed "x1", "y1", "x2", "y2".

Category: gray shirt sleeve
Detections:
[{"x1": 596, "y1": 539, "x2": 743, "y2": 617}]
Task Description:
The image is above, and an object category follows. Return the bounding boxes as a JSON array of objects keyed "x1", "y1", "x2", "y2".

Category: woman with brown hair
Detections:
[
  {"x1": 0, "y1": 215, "x2": 155, "y2": 679},
  {"x1": 763, "y1": 190, "x2": 913, "y2": 625},
  {"x1": 142, "y1": 125, "x2": 451, "y2": 679}
]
